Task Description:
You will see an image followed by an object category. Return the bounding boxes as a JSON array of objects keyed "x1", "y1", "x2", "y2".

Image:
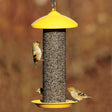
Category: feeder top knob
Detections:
[{"x1": 52, "y1": 0, "x2": 56, "y2": 10}]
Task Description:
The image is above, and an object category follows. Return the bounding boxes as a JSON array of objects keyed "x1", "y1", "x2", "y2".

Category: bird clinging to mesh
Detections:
[
  {"x1": 32, "y1": 41, "x2": 42, "y2": 68},
  {"x1": 36, "y1": 88, "x2": 43, "y2": 96},
  {"x1": 67, "y1": 87, "x2": 92, "y2": 101}
]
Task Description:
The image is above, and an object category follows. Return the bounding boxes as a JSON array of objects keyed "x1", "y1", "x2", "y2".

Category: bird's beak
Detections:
[{"x1": 36, "y1": 89, "x2": 39, "y2": 92}]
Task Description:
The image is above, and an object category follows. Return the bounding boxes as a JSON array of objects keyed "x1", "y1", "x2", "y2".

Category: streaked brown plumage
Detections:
[
  {"x1": 68, "y1": 87, "x2": 92, "y2": 101},
  {"x1": 32, "y1": 41, "x2": 42, "y2": 67}
]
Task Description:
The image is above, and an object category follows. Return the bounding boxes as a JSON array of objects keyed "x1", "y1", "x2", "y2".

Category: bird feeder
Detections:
[{"x1": 31, "y1": 0, "x2": 78, "y2": 108}]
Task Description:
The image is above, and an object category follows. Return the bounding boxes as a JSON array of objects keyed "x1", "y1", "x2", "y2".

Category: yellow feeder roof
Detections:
[{"x1": 31, "y1": 9, "x2": 78, "y2": 29}]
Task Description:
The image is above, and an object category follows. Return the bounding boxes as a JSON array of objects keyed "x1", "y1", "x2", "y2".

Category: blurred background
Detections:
[{"x1": 0, "y1": 0, "x2": 112, "y2": 112}]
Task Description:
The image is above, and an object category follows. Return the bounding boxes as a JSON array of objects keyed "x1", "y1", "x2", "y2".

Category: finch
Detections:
[
  {"x1": 32, "y1": 41, "x2": 42, "y2": 67},
  {"x1": 36, "y1": 88, "x2": 43, "y2": 96},
  {"x1": 67, "y1": 87, "x2": 92, "y2": 101}
]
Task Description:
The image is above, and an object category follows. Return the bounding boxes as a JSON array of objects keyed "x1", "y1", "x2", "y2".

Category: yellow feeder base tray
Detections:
[{"x1": 31, "y1": 100, "x2": 78, "y2": 108}]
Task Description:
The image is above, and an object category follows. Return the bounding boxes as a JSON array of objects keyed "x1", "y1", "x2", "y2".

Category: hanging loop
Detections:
[{"x1": 52, "y1": 0, "x2": 56, "y2": 10}]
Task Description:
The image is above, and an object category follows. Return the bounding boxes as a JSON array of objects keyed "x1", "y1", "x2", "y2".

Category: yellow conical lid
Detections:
[{"x1": 31, "y1": 9, "x2": 78, "y2": 29}]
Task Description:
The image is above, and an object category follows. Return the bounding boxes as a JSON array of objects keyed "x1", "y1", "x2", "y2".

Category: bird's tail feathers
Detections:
[
  {"x1": 86, "y1": 96, "x2": 92, "y2": 98},
  {"x1": 35, "y1": 63, "x2": 38, "y2": 68}
]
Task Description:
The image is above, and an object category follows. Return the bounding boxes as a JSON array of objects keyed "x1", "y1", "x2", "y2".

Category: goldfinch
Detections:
[
  {"x1": 67, "y1": 87, "x2": 92, "y2": 101},
  {"x1": 32, "y1": 41, "x2": 42, "y2": 67},
  {"x1": 36, "y1": 88, "x2": 43, "y2": 96}
]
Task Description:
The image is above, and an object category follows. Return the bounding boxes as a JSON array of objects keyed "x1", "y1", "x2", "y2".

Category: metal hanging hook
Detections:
[{"x1": 52, "y1": 0, "x2": 56, "y2": 10}]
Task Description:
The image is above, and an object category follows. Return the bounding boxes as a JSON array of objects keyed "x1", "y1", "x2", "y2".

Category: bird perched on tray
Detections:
[
  {"x1": 32, "y1": 41, "x2": 42, "y2": 67},
  {"x1": 67, "y1": 87, "x2": 92, "y2": 101},
  {"x1": 36, "y1": 88, "x2": 43, "y2": 96}
]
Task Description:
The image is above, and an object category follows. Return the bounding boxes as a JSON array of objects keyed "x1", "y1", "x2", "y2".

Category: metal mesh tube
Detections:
[{"x1": 43, "y1": 29, "x2": 66, "y2": 103}]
